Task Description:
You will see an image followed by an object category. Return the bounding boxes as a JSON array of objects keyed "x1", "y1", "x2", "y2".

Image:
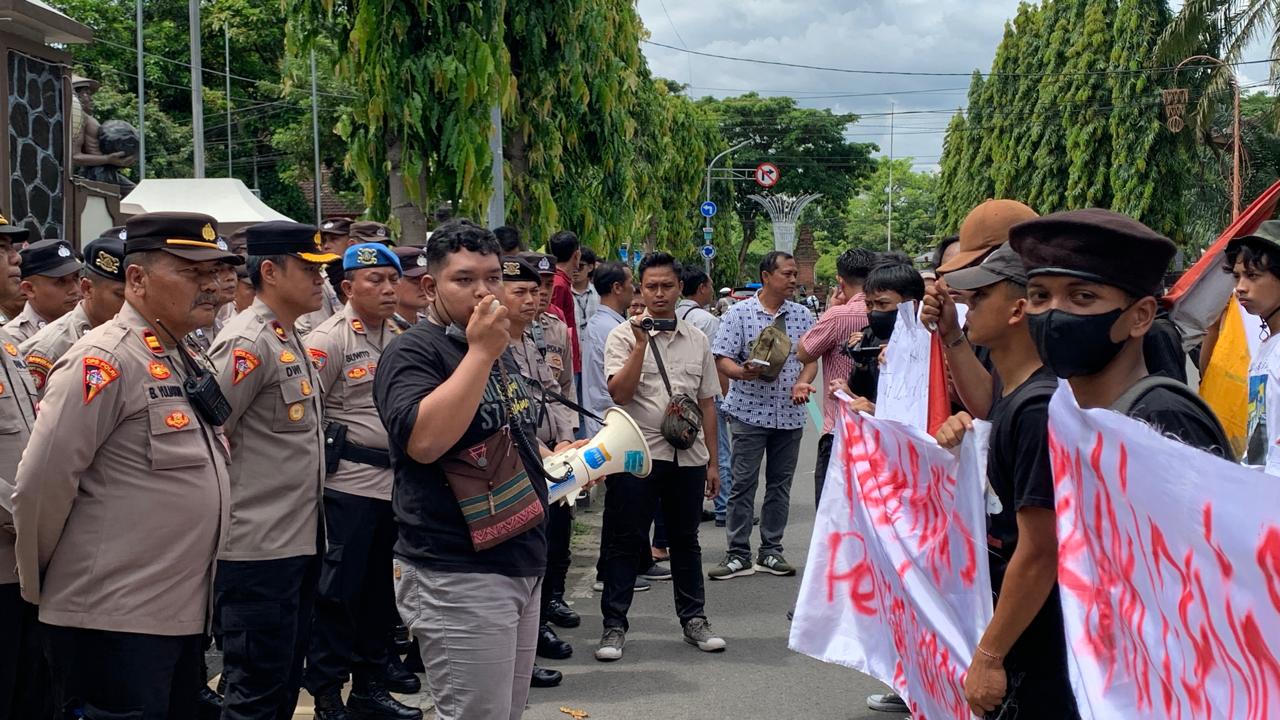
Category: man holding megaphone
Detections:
[{"x1": 595, "y1": 252, "x2": 725, "y2": 662}]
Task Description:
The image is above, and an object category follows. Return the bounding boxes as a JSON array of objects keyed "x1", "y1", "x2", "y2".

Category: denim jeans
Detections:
[
  {"x1": 713, "y1": 401, "x2": 733, "y2": 520},
  {"x1": 725, "y1": 418, "x2": 805, "y2": 560}
]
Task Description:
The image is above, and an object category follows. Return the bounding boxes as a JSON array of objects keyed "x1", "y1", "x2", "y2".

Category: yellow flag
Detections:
[{"x1": 1200, "y1": 296, "x2": 1252, "y2": 458}]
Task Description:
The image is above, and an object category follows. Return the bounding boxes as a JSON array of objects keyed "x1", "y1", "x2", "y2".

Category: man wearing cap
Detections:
[
  {"x1": 13, "y1": 211, "x2": 238, "y2": 719},
  {"x1": 928, "y1": 243, "x2": 1071, "y2": 720},
  {"x1": 350, "y1": 220, "x2": 394, "y2": 246},
  {"x1": 527, "y1": 252, "x2": 578, "y2": 438},
  {"x1": 0, "y1": 218, "x2": 28, "y2": 324},
  {"x1": 392, "y1": 246, "x2": 430, "y2": 330},
  {"x1": 302, "y1": 244, "x2": 421, "y2": 720},
  {"x1": 1225, "y1": 220, "x2": 1280, "y2": 470},
  {"x1": 20, "y1": 231, "x2": 127, "y2": 396},
  {"x1": 4, "y1": 238, "x2": 83, "y2": 344},
  {"x1": 208, "y1": 221, "x2": 335, "y2": 720},
  {"x1": 297, "y1": 218, "x2": 354, "y2": 335}
]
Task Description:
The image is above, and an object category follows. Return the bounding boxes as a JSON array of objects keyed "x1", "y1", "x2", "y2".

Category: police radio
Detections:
[{"x1": 155, "y1": 319, "x2": 233, "y2": 426}]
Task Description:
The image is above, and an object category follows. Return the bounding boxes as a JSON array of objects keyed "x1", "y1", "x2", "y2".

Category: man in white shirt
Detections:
[
  {"x1": 1227, "y1": 221, "x2": 1280, "y2": 471},
  {"x1": 676, "y1": 268, "x2": 731, "y2": 523},
  {"x1": 581, "y1": 262, "x2": 632, "y2": 436}
]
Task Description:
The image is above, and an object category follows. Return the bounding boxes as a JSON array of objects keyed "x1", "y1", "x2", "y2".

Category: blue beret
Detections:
[{"x1": 343, "y1": 242, "x2": 403, "y2": 274}]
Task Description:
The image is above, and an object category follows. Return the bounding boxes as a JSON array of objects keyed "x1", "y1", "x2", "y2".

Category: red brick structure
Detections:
[{"x1": 793, "y1": 224, "x2": 818, "y2": 293}]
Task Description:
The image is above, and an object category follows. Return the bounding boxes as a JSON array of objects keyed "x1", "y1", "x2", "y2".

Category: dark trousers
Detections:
[
  {"x1": 815, "y1": 433, "x2": 834, "y2": 508},
  {"x1": 540, "y1": 502, "x2": 573, "y2": 613},
  {"x1": 304, "y1": 490, "x2": 396, "y2": 697},
  {"x1": 43, "y1": 623, "x2": 202, "y2": 720},
  {"x1": 0, "y1": 584, "x2": 50, "y2": 720},
  {"x1": 600, "y1": 460, "x2": 707, "y2": 631},
  {"x1": 216, "y1": 554, "x2": 320, "y2": 720}
]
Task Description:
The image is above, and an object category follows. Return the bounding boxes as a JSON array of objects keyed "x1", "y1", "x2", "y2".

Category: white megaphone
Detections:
[{"x1": 544, "y1": 407, "x2": 651, "y2": 505}]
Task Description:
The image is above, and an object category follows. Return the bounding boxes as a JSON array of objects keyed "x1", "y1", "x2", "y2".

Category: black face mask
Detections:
[
  {"x1": 1028, "y1": 307, "x2": 1128, "y2": 379},
  {"x1": 868, "y1": 309, "x2": 898, "y2": 340}
]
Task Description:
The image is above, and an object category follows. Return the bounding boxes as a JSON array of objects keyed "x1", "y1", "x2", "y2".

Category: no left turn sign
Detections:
[{"x1": 755, "y1": 162, "x2": 780, "y2": 188}]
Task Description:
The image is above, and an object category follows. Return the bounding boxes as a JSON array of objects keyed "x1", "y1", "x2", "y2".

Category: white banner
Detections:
[
  {"x1": 1047, "y1": 382, "x2": 1280, "y2": 719},
  {"x1": 790, "y1": 398, "x2": 992, "y2": 717}
]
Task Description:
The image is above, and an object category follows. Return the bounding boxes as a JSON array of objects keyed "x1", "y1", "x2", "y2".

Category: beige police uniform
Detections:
[
  {"x1": 19, "y1": 301, "x2": 90, "y2": 396},
  {"x1": 0, "y1": 328, "x2": 38, "y2": 585},
  {"x1": 3, "y1": 302, "x2": 49, "y2": 344},
  {"x1": 210, "y1": 296, "x2": 325, "y2": 560},
  {"x1": 510, "y1": 332, "x2": 574, "y2": 448},
  {"x1": 295, "y1": 281, "x2": 343, "y2": 336},
  {"x1": 536, "y1": 311, "x2": 577, "y2": 435},
  {"x1": 305, "y1": 303, "x2": 399, "y2": 499},
  {"x1": 12, "y1": 301, "x2": 230, "y2": 633}
]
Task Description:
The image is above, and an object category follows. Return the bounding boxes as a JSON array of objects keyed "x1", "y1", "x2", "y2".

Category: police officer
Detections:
[
  {"x1": 0, "y1": 228, "x2": 42, "y2": 720},
  {"x1": 13, "y1": 211, "x2": 238, "y2": 719},
  {"x1": 297, "y1": 217, "x2": 354, "y2": 335},
  {"x1": 301, "y1": 243, "x2": 420, "y2": 720},
  {"x1": 21, "y1": 229, "x2": 127, "y2": 396},
  {"x1": 350, "y1": 220, "x2": 393, "y2": 245},
  {"x1": 0, "y1": 218, "x2": 29, "y2": 323},
  {"x1": 392, "y1": 246, "x2": 429, "y2": 331},
  {"x1": 208, "y1": 221, "x2": 334, "y2": 720},
  {"x1": 525, "y1": 252, "x2": 578, "y2": 436},
  {"x1": 4, "y1": 238, "x2": 82, "y2": 343}
]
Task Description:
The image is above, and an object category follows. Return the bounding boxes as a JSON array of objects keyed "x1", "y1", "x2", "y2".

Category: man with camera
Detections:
[
  {"x1": 301, "y1": 243, "x2": 421, "y2": 720},
  {"x1": 595, "y1": 252, "x2": 724, "y2": 662}
]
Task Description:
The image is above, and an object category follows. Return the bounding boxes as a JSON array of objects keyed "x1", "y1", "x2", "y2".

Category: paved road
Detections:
[{"x1": 521, "y1": 424, "x2": 904, "y2": 720}]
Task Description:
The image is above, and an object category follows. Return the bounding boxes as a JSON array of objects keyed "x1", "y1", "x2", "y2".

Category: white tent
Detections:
[{"x1": 119, "y1": 178, "x2": 297, "y2": 232}]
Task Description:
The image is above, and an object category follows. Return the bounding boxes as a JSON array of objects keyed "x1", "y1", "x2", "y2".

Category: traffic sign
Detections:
[
  {"x1": 755, "y1": 162, "x2": 780, "y2": 188},
  {"x1": 701, "y1": 245, "x2": 716, "y2": 260},
  {"x1": 618, "y1": 247, "x2": 629, "y2": 262},
  {"x1": 700, "y1": 201, "x2": 718, "y2": 218}
]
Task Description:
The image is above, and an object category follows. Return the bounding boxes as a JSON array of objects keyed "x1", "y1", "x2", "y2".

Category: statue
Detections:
[{"x1": 71, "y1": 75, "x2": 137, "y2": 192}]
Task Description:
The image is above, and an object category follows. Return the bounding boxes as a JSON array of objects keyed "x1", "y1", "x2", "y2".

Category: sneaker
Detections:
[
  {"x1": 682, "y1": 618, "x2": 726, "y2": 652},
  {"x1": 707, "y1": 555, "x2": 755, "y2": 581},
  {"x1": 867, "y1": 692, "x2": 909, "y2": 712},
  {"x1": 641, "y1": 562, "x2": 672, "y2": 581},
  {"x1": 594, "y1": 627, "x2": 626, "y2": 662},
  {"x1": 755, "y1": 553, "x2": 796, "y2": 576},
  {"x1": 593, "y1": 577, "x2": 652, "y2": 592}
]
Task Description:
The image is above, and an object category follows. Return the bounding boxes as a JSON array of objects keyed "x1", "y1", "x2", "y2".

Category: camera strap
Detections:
[{"x1": 648, "y1": 336, "x2": 676, "y2": 400}]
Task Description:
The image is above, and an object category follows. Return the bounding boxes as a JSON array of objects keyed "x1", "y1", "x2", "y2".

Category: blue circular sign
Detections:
[
  {"x1": 701, "y1": 245, "x2": 716, "y2": 259},
  {"x1": 700, "y1": 201, "x2": 718, "y2": 218}
]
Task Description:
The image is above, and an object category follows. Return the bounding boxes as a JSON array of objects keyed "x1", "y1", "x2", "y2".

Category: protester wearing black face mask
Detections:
[
  {"x1": 1009, "y1": 208, "x2": 1230, "y2": 458},
  {"x1": 844, "y1": 256, "x2": 925, "y2": 403}
]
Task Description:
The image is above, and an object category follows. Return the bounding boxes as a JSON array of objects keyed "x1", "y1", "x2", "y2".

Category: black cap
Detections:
[
  {"x1": 944, "y1": 243, "x2": 1028, "y2": 291},
  {"x1": 502, "y1": 255, "x2": 540, "y2": 283},
  {"x1": 124, "y1": 212, "x2": 244, "y2": 266},
  {"x1": 244, "y1": 221, "x2": 339, "y2": 264},
  {"x1": 521, "y1": 252, "x2": 556, "y2": 277},
  {"x1": 83, "y1": 233, "x2": 126, "y2": 282},
  {"x1": 350, "y1": 221, "x2": 393, "y2": 245},
  {"x1": 318, "y1": 217, "x2": 352, "y2": 237},
  {"x1": 20, "y1": 239, "x2": 81, "y2": 279},
  {"x1": 393, "y1": 246, "x2": 429, "y2": 278},
  {"x1": 1009, "y1": 208, "x2": 1175, "y2": 298},
  {"x1": 0, "y1": 218, "x2": 31, "y2": 244}
]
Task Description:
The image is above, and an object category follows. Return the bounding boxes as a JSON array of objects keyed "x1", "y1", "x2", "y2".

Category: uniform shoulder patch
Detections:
[
  {"x1": 308, "y1": 348, "x2": 328, "y2": 371},
  {"x1": 83, "y1": 356, "x2": 120, "y2": 404},
  {"x1": 25, "y1": 352, "x2": 52, "y2": 390},
  {"x1": 232, "y1": 348, "x2": 262, "y2": 385}
]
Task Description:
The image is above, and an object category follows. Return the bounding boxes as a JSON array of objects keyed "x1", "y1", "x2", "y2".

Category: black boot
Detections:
[
  {"x1": 313, "y1": 692, "x2": 351, "y2": 720},
  {"x1": 537, "y1": 623, "x2": 573, "y2": 660},
  {"x1": 530, "y1": 664, "x2": 563, "y2": 688},
  {"x1": 348, "y1": 682, "x2": 422, "y2": 720},
  {"x1": 390, "y1": 624, "x2": 413, "y2": 655},
  {"x1": 544, "y1": 595, "x2": 581, "y2": 629},
  {"x1": 382, "y1": 656, "x2": 421, "y2": 695},
  {"x1": 402, "y1": 638, "x2": 425, "y2": 674},
  {"x1": 195, "y1": 685, "x2": 223, "y2": 720}
]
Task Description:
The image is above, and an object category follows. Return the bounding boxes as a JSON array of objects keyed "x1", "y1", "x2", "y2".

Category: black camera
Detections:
[
  {"x1": 639, "y1": 317, "x2": 677, "y2": 332},
  {"x1": 840, "y1": 342, "x2": 886, "y2": 361}
]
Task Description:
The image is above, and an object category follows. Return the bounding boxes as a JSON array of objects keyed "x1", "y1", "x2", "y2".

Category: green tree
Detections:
[
  {"x1": 1062, "y1": 0, "x2": 1115, "y2": 208},
  {"x1": 841, "y1": 157, "x2": 939, "y2": 263}
]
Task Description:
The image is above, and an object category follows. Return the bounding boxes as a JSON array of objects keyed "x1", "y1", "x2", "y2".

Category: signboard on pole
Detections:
[
  {"x1": 700, "y1": 201, "x2": 718, "y2": 218},
  {"x1": 701, "y1": 245, "x2": 716, "y2": 260},
  {"x1": 755, "y1": 162, "x2": 780, "y2": 188}
]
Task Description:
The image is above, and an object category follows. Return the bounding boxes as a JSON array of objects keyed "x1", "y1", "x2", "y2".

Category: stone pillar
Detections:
[{"x1": 794, "y1": 224, "x2": 818, "y2": 293}]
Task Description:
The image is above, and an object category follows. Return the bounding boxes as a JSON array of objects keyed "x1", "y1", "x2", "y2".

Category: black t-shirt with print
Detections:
[{"x1": 374, "y1": 321, "x2": 548, "y2": 577}]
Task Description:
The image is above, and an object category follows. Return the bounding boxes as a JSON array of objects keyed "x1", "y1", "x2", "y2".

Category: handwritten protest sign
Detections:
[
  {"x1": 790, "y1": 397, "x2": 992, "y2": 717},
  {"x1": 1047, "y1": 382, "x2": 1280, "y2": 719},
  {"x1": 875, "y1": 301, "x2": 931, "y2": 429}
]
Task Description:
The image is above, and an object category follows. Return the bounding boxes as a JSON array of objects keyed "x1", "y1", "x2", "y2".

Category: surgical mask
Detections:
[
  {"x1": 1028, "y1": 307, "x2": 1128, "y2": 378},
  {"x1": 868, "y1": 309, "x2": 898, "y2": 340}
]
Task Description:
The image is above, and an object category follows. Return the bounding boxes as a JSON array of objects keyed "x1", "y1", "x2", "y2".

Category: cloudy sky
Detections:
[{"x1": 635, "y1": 0, "x2": 1272, "y2": 172}]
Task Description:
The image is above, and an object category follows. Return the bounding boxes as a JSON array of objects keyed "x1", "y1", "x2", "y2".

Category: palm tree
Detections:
[{"x1": 1158, "y1": 2, "x2": 1268, "y2": 132}]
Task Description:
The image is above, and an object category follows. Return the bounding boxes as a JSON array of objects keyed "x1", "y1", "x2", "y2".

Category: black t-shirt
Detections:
[
  {"x1": 1143, "y1": 312, "x2": 1188, "y2": 383},
  {"x1": 374, "y1": 321, "x2": 548, "y2": 577},
  {"x1": 1127, "y1": 385, "x2": 1229, "y2": 458},
  {"x1": 848, "y1": 331, "x2": 883, "y2": 401}
]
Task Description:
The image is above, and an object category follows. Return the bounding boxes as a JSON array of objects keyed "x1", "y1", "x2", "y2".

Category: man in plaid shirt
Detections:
[{"x1": 797, "y1": 248, "x2": 876, "y2": 508}]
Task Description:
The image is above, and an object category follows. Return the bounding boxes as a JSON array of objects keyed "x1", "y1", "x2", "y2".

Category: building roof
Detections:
[{"x1": 0, "y1": 0, "x2": 93, "y2": 45}]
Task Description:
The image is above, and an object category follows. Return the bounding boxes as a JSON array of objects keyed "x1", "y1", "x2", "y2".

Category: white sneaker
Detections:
[
  {"x1": 595, "y1": 627, "x2": 625, "y2": 662},
  {"x1": 682, "y1": 618, "x2": 726, "y2": 652}
]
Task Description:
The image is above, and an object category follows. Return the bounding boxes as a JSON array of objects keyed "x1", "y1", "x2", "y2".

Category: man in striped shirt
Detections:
[{"x1": 797, "y1": 248, "x2": 876, "y2": 507}]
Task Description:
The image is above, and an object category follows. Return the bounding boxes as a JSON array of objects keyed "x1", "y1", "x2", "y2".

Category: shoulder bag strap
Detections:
[{"x1": 647, "y1": 333, "x2": 676, "y2": 399}]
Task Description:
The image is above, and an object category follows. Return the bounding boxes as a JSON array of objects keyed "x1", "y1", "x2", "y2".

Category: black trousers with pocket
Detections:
[
  {"x1": 540, "y1": 501, "x2": 573, "y2": 614},
  {"x1": 42, "y1": 623, "x2": 202, "y2": 720},
  {"x1": 0, "y1": 584, "x2": 51, "y2": 720},
  {"x1": 303, "y1": 489, "x2": 396, "y2": 697},
  {"x1": 215, "y1": 554, "x2": 320, "y2": 720}
]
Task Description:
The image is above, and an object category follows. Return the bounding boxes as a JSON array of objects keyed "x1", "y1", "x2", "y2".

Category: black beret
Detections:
[
  {"x1": 124, "y1": 212, "x2": 243, "y2": 266},
  {"x1": 245, "y1": 221, "x2": 339, "y2": 264},
  {"x1": 83, "y1": 233, "x2": 126, "y2": 282},
  {"x1": 1009, "y1": 208, "x2": 1175, "y2": 298},
  {"x1": 501, "y1": 255, "x2": 541, "y2": 283},
  {"x1": 19, "y1": 239, "x2": 81, "y2": 279}
]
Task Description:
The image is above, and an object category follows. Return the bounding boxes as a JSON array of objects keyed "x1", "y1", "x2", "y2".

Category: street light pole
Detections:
[
  {"x1": 189, "y1": 0, "x2": 205, "y2": 178},
  {"x1": 135, "y1": 0, "x2": 145, "y2": 179},
  {"x1": 704, "y1": 139, "x2": 750, "y2": 277},
  {"x1": 1169, "y1": 55, "x2": 1241, "y2": 220},
  {"x1": 887, "y1": 101, "x2": 895, "y2": 252}
]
